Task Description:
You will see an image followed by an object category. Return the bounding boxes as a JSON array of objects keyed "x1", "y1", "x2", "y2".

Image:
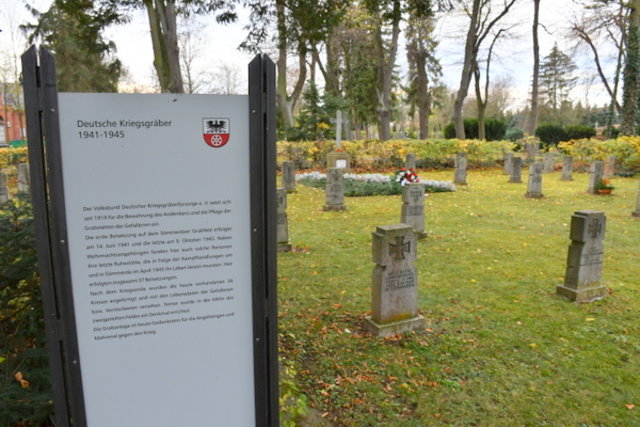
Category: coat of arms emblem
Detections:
[{"x1": 203, "y1": 118, "x2": 230, "y2": 148}]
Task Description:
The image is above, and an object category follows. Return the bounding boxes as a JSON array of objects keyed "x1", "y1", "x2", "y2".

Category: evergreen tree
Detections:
[
  {"x1": 539, "y1": 44, "x2": 577, "y2": 120},
  {"x1": 23, "y1": 0, "x2": 123, "y2": 92}
]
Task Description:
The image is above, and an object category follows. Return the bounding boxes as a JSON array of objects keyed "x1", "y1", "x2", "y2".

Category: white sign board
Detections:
[{"x1": 58, "y1": 93, "x2": 255, "y2": 426}]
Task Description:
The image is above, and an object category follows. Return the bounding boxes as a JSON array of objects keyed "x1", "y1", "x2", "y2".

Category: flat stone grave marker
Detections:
[
  {"x1": 277, "y1": 189, "x2": 292, "y2": 252},
  {"x1": 604, "y1": 155, "x2": 616, "y2": 178},
  {"x1": 503, "y1": 152, "x2": 514, "y2": 175},
  {"x1": 282, "y1": 161, "x2": 296, "y2": 193},
  {"x1": 560, "y1": 155, "x2": 573, "y2": 181},
  {"x1": 587, "y1": 161, "x2": 604, "y2": 194},
  {"x1": 366, "y1": 224, "x2": 425, "y2": 337},
  {"x1": 327, "y1": 151, "x2": 351, "y2": 171},
  {"x1": 509, "y1": 157, "x2": 522, "y2": 183},
  {"x1": 453, "y1": 152, "x2": 467, "y2": 185},
  {"x1": 633, "y1": 180, "x2": 640, "y2": 218},
  {"x1": 557, "y1": 210, "x2": 607, "y2": 302},
  {"x1": 323, "y1": 168, "x2": 347, "y2": 211},
  {"x1": 543, "y1": 152, "x2": 555, "y2": 173},
  {"x1": 525, "y1": 162, "x2": 544, "y2": 198},
  {"x1": 0, "y1": 172, "x2": 9, "y2": 203},
  {"x1": 405, "y1": 153, "x2": 416, "y2": 170},
  {"x1": 400, "y1": 183, "x2": 426, "y2": 238}
]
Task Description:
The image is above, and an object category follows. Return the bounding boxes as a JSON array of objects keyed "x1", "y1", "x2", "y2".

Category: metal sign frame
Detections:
[{"x1": 21, "y1": 46, "x2": 279, "y2": 427}]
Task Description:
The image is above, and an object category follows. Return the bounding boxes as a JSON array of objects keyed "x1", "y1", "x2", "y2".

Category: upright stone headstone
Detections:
[
  {"x1": 276, "y1": 189, "x2": 292, "y2": 252},
  {"x1": 557, "y1": 210, "x2": 607, "y2": 302},
  {"x1": 525, "y1": 162, "x2": 544, "y2": 198},
  {"x1": 327, "y1": 151, "x2": 351, "y2": 171},
  {"x1": 17, "y1": 163, "x2": 30, "y2": 193},
  {"x1": 603, "y1": 155, "x2": 616, "y2": 178},
  {"x1": 400, "y1": 184, "x2": 426, "y2": 239},
  {"x1": 525, "y1": 142, "x2": 539, "y2": 163},
  {"x1": 323, "y1": 168, "x2": 346, "y2": 211},
  {"x1": 632, "y1": 180, "x2": 640, "y2": 218},
  {"x1": 509, "y1": 157, "x2": 522, "y2": 183},
  {"x1": 405, "y1": 153, "x2": 416, "y2": 170},
  {"x1": 0, "y1": 172, "x2": 9, "y2": 203},
  {"x1": 453, "y1": 152, "x2": 467, "y2": 185},
  {"x1": 503, "y1": 152, "x2": 514, "y2": 175},
  {"x1": 560, "y1": 155, "x2": 573, "y2": 181},
  {"x1": 282, "y1": 161, "x2": 296, "y2": 193},
  {"x1": 365, "y1": 224, "x2": 425, "y2": 337},
  {"x1": 543, "y1": 153, "x2": 555, "y2": 173},
  {"x1": 587, "y1": 161, "x2": 604, "y2": 194}
]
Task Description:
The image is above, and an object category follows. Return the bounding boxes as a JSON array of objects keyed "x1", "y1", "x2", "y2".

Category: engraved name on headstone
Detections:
[
  {"x1": 323, "y1": 168, "x2": 347, "y2": 211},
  {"x1": 277, "y1": 188, "x2": 292, "y2": 252},
  {"x1": 400, "y1": 183, "x2": 426, "y2": 238},
  {"x1": 587, "y1": 161, "x2": 604, "y2": 194},
  {"x1": 509, "y1": 157, "x2": 522, "y2": 183},
  {"x1": 560, "y1": 155, "x2": 573, "y2": 181},
  {"x1": 525, "y1": 162, "x2": 544, "y2": 198},
  {"x1": 557, "y1": 210, "x2": 608, "y2": 302},
  {"x1": 366, "y1": 224, "x2": 425, "y2": 337},
  {"x1": 453, "y1": 152, "x2": 467, "y2": 185},
  {"x1": 282, "y1": 161, "x2": 296, "y2": 193}
]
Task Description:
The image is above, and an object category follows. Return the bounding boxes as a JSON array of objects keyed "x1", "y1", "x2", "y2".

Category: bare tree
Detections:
[
  {"x1": 525, "y1": 0, "x2": 540, "y2": 135},
  {"x1": 452, "y1": 0, "x2": 517, "y2": 139},
  {"x1": 473, "y1": 28, "x2": 506, "y2": 140}
]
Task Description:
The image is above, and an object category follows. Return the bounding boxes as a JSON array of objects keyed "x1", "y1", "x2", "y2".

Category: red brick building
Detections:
[{"x1": 0, "y1": 91, "x2": 26, "y2": 146}]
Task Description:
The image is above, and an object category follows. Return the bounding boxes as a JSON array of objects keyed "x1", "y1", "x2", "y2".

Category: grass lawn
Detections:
[{"x1": 278, "y1": 168, "x2": 640, "y2": 426}]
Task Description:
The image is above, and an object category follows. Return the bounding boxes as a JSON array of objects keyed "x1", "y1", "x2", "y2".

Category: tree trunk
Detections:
[
  {"x1": 144, "y1": 0, "x2": 184, "y2": 93},
  {"x1": 276, "y1": 0, "x2": 293, "y2": 127},
  {"x1": 290, "y1": 45, "x2": 307, "y2": 115},
  {"x1": 375, "y1": 0, "x2": 401, "y2": 141},
  {"x1": 325, "y1": 30, "x2": 340, "y2": 97},
  {"x1": 526, "y1": 0, "x2": 541, "y2": 135},
  {"x1": 416, "y1": 51, "x2": 430, "y2": 139},
  {"x1": 474, "y1": 62, "x2": 486, "y2": 140},
  {"x1": 621, "y1": 0, "x2": 640, "y2": 135},
  {"x1": 453, "y1": 0, "x2": 481, "y2": 139}
]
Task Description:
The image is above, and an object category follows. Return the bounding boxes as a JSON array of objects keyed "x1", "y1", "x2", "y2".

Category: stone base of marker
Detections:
[
  {"x1": 555, "y1": 284, "x2": 607, "y2": 303},
  {"x1": 365, "y1": 315, "x2": 425, "y2": 337},
  {"x1": 323, "y1": 204, "x2": 347, "y2": 212},
  {"x1": 633, "y1": 211, "x2": 640, "y2": 218},
  {"x1": 277, "y1": 242, "x2": 292, "y2": 252},
  {"x1": 524, "y1": 192, "x2": 543, "y2": 199}
]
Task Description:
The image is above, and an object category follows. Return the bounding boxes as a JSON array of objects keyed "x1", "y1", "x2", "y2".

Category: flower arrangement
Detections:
[
  {"x1": 395, "y1": 168, "x2": 420, "y2": 186},
  {"x1": 596, "y1": 178, "x2": 615, "y2": 191}
]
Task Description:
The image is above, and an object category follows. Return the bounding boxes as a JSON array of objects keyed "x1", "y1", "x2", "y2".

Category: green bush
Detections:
[
  {"x1": 444, "y1": 118, "x2": 505, "y2": 141},
  {"x1": 505, "y1": 128, "x2": 524, "y2": 142},
  {"x1": 565, "y1": 125, "x2": 596, "y2": 140},
  {"x1": 485, "y1": 118, "x2": 507, "y2": 141},
  {"x1": 535, "y1": 123, "x2": 567, "y2": 147},
  {"x1": 0, "y1": 195, "x2": 52, "y2": 426}
]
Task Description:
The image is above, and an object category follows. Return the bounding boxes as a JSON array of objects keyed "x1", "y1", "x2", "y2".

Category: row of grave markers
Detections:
[{"x1": 277, "y1": 154, "x2": 639, "y2": 336}]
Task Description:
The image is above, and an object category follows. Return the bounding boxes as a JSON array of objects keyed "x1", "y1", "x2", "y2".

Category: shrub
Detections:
[
  {"x1": 535, "y1": 123, "x2": 567, "y2": 147},
  {"x1": 485, "y1": 118, "x2": 507, "y2": 141},
  {"x1": 558, "y1": 136, "x2": 640, "y2": 175},
  {"x1": 505, "y1": 128, "x2": 524, "y2": 142},
  {"x1": 444, "y1": 119, "x2": 479, "y2": 140},
  {"x1": 565, "y1": 125, "x2": 596, "y2": 140},
  {"x1": 0, "y1": 147, "x2": 29, "y2": 170}
]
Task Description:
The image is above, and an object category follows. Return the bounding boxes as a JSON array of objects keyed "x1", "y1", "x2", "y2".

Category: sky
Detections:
[{"x1": 0, "y1": 0, "x2": 619, "y2": 110}]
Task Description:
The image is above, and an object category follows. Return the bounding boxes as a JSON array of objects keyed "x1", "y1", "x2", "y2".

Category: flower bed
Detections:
[{"x1": 297, "y1": 171, "x2": 456, "y2": 197}]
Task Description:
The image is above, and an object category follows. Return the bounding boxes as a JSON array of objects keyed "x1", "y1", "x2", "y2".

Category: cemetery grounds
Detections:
[{"x1": 278, "y1": 169, "x2": 639, "y2": 426}]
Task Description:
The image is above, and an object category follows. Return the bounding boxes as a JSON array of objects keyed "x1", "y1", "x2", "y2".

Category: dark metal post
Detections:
[{"x1": 249, "y1": 54, "x2": 279, "y2": 426}]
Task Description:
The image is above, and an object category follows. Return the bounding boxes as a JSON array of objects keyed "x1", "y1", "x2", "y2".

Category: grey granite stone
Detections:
[
  {"x1": 282, "y1": 161, "x2": 296, "y2": 193},
  {"x1": 405, "y1": 153, "x2": 416, "y2": 170},
  {"x1": 366, "y1": 224, "x2": 424, "y2": 337},
  {"x1": 323, "y1": 168, "x2": 347, "y2": 211},
  {"x1": 557, "y1": 210, "x2": 607, "y2": 302},
  {"x1": 632, "y1": 180, "x2": 640, "y2": 218},
  {"x1": 560, "y1": 156, "x2": 573, "y2": 181},
  {"x1": 503, "y1": 152, "x2": 514, "y2": 175},
  {"x1": 525, "y1": 162, "x2": 544, "y2": 198},
  {"x1": 400, "y1": 184, "x2": 426, "y2": 238},
  {"x1": 509, "y1": 157, "x2": 522, "y2": 183},
  {"x1": 327, "y1": 151, "x2": 351, "y2": 171},
  {"x1": 587, "y1": 161, "x2": 604, "y2": 194},
  {"x1": 603, "y1": 155, "x2": 616, "y2": 178},
  {"x1": 276, "y1": 189, "x2": 292, "y2": 252},
  {"x1": 453, "y1": 152, "x2": 467, "y2": 185}
]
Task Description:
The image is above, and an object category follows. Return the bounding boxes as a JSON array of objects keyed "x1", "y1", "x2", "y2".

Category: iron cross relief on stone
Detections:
[
  {"x1": 389, "y1": 236, "x2": 411, "y2": 260},
  {"x1": 588, "y1": 218, "x2": 602, "y2": 239}
]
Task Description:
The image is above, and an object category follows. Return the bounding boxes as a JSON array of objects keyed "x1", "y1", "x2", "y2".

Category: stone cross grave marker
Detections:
[
  {"x1": 0, "y1": 172, "x2": 9, "y2": 203},
  {"x1": 365, "y1": 224, "x2": 425, "y2": 337},
  {"x1": 282, "y1": 161, "x2": 296, "y2": 193},
  {"x1": 400, "y1": 183, "x2": 426, "y2": 238},
  {"x1": 509, "y1": 157, "x2": 522, "y2": 183},
  {"x1": 543, "y1": 152, "x2": 555, "y2": 173},
  {"x1": 632, "y1": 179, "x2": 640, "y2": 218},
  {"x1": 603, "y1": 155, "x2": 616, "y2": 178},
  {"x1": 17, "y1": 163, "x2": 30, "y2": 193},
  {"x1": 323, "y1": 168, "x2": 347, "y2": 211},
  {"x1": 587, "y1": 161, "x2": 604, "y2": 194},
  {"x1": 276, "y1": 189, "x2": 292, "y2": 252},
  {"x1": 453, "y1": 152, "x2": 467, "y2": 185},
  {"x1": 503, "y1": 152, "x2": 514, "y2": 175},
  {"x1": 525, "y1": 162, "x2": 544, "y2": 198},
  {"x1": 405, "y1": 153, "x2": 416, "y2": 170},
  {"x1": 556, "y1": 210, "x2": 607, "y2": 302},
  {"x1": 560, "y1": 155, "x2": 573, "y2": 181}
]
